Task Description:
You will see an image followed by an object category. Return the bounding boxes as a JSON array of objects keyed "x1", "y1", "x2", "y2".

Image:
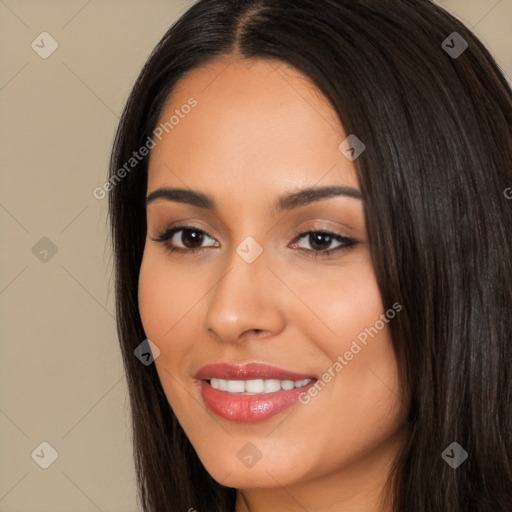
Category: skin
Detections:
[{"x1": 138, "y1": 56, "x2": 407, "y2": 512}]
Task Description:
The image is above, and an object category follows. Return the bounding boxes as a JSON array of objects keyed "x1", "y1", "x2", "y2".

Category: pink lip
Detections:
[{"x1": 195, "y1": 363, "x2": 317, "y2": 423}]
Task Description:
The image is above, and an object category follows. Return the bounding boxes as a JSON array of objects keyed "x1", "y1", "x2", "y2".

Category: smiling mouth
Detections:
[
  {"x1": 206, "y1": 378, "x2": 315, "y2": 395},
  {"x1": 195, "y1": 362, "x2": 318, "y2": 421}
]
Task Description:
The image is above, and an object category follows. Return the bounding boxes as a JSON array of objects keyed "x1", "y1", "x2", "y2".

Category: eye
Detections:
[
  {"x1": 290, "y1": 230, "x2": 358, "y2": 258},
  {"x1": 151, "y1": 226, "x2": 218, "y2": 254}
]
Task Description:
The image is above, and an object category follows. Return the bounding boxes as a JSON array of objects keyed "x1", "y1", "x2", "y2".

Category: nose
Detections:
[{"x1": 203, "y1": 245, "x2": 286, "y2": 344}]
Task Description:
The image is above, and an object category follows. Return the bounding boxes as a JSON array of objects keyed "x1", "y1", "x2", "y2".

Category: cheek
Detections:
[
  {"x1": 285, "y1": 255, "x2": 385, "y2": 354},
  {"x1": 138, "y1": 257, "x2": 170, "y2": 340},
  {"x1": 138, "y1": 250, "x2": 202, "y2": 342}
]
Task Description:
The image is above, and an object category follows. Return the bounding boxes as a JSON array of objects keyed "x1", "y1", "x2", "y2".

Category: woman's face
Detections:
[{"x1": 139, "y1": 57, "x2": 406, "y2": 506}]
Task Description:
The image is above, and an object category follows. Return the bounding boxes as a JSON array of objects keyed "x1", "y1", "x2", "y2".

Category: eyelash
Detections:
[{"x1": 151, "y1": 225, "x2": 358, "y2": 259}]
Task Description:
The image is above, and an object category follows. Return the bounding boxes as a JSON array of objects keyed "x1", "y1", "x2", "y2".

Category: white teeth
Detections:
[
  {"x1": 209, "y1": 378, "x2": 312, "y2": 394},
  {"x1": 281, "y1": 380, "x2": 295, "y2": 390},
  {"x1": 264, "y1": 379, "x2": 281, "y2": 393},
  {"x1": 226, "y1": 380, "x2": 245, "y2": 393},
  {"x1": 245, "y1": 379, "x2": 264, "y2": 393}
]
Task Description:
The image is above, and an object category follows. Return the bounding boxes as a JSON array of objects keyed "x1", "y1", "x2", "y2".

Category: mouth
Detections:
[{"x1": 195, "y1": 363, "x2": 318, "y2": 422}]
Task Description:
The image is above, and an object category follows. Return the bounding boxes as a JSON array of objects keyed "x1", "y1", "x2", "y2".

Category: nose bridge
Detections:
[{"x1": 203, "y1": 235, "x2": 284, "y2": 343}]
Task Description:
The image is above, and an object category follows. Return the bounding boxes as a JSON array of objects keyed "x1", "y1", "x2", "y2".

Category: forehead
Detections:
[
  {"x1": 147, "y1": 57, "x2": 357, "y2": 194},
  {"x1": 167, "y1": 57, "x2": 339, "y2": 123}
]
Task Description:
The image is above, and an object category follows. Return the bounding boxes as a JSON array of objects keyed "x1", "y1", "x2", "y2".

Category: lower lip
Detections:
[{"x1": 200, "y1": 380, "x2": 316, "y2": 423}]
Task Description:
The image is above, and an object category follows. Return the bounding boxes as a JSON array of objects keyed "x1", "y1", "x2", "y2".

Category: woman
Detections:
[{"x1": 108, "y1": 0, "x2": 512, "y2": 510}]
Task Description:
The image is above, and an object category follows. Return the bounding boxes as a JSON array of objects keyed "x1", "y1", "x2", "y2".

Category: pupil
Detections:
[
  {"x1": 310, "y1": 233, "x2": 331, "y2": 251},
  {"x1": 182, "y1": 229, "x2": 203, "y2": 248}
]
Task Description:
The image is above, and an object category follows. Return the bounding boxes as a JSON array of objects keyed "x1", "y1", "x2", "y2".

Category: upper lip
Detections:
[{"x1": 195, "y1": 362, "x2": 317, "y2": 381}]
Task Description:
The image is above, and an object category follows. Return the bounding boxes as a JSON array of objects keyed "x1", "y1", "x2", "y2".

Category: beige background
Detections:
[{"x1": 0, "y1": 1, "x2": 510, "y2": 511}]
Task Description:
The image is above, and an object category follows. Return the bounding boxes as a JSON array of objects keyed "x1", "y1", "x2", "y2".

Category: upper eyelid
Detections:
[{"x1": 154, "y1": 224, "x2": 344, "y2": 236}]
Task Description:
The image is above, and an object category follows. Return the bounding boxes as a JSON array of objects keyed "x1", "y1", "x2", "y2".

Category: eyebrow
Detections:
[{"x1": 145, "y1": 185, "x2": 362, "y2": 214}]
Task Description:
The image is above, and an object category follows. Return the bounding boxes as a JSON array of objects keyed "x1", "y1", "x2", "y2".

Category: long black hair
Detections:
[{"x1": 108, "y1": 1, "x2": 512, "y2": 510}]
